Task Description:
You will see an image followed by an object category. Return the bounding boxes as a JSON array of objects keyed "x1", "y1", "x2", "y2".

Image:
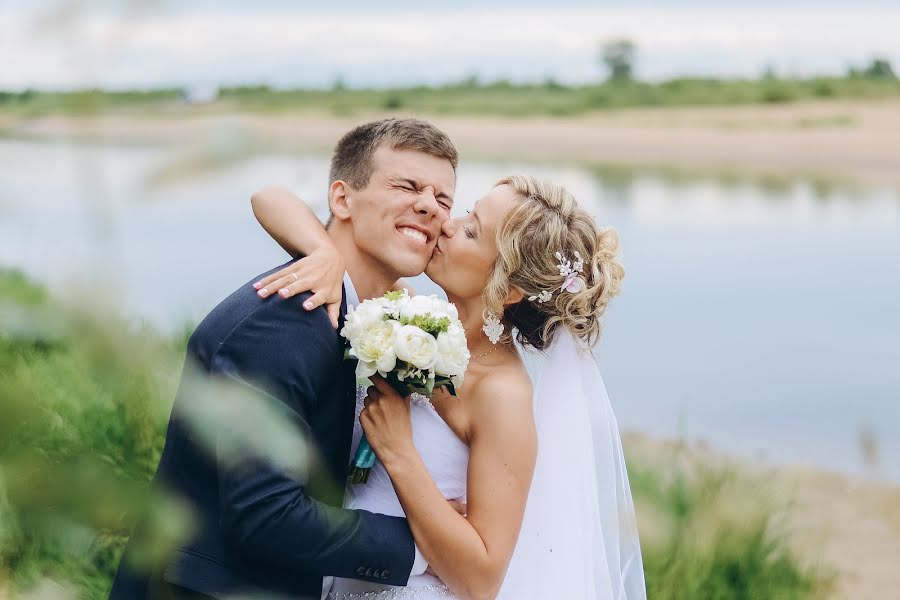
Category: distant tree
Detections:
[
  {"x1": 543, "y1": 77, "x2": 565, "y2": 91},
  {"x1": 863, "y1": 57, "x2": 896, "y2": 80},
  {"x1": 599, "y1": 38, "x2": 636, "y2": 82},
  {"x1": 460, "y1": 74, "x2": 480, "y2": 89}
]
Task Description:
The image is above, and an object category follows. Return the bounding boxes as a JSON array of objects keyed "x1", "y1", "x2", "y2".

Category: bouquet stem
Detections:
[
  {"x1": 348, "y1": 466, "x2": 370, "y2": 484},
  {"x1": 348, "y1": 436, "x2": 377, "y2": 484}
]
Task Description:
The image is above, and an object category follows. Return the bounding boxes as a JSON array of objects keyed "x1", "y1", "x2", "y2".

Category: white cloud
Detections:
[{"x1": 1, "y1": 5, "x2": 899, "y2": 89}]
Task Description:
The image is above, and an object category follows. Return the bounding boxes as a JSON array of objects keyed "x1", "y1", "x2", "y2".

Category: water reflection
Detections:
[
  {"x1": 588, "y1": 162, "x2": 874, "y2": 203},
  {"x1": 1, "y1": 136, "x2": 898, "y2": 484}
]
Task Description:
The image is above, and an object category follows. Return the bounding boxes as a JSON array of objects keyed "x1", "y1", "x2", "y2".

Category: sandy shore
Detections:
[
  {"x1": 624, "y1": 433, "x2": 900, "y2": 599},
  {"x1": 3, "y1": 100, "x2": 900, "y2": 188}
]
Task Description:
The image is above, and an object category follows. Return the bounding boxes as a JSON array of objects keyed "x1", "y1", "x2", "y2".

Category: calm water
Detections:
[{"x1": 2, "y1": 137, "x2": 898, "y2": 482}]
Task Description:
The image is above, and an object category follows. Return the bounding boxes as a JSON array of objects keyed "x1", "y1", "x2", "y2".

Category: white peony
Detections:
[
  {"x1": 341, "y1": 302, "x2": 387, "y2": 344},
  {"x1": 434, "y1": 324, "x2": 470, "y2": 378},
  {"x1": 400, "y1": 294, "x2": 454, "y2": 322},
  {"x1": 351, "y1": 319, "x2": 400, "y2": 379},
  {"x1": 393, "y1": 325, "x2": 439, "y2": 370},
  {"x1": 373, "y1": 290, "x2": 407, "y2": 319}
]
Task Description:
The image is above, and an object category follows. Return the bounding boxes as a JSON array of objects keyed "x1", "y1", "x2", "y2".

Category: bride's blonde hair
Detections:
[{"x1": 483, "y1": 176, "x2": 624, "y2": 350}]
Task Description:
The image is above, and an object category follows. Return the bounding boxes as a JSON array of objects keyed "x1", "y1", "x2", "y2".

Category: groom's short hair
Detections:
[{"x1": 328, "y1": 118, "x2": 458, "y2": 191}]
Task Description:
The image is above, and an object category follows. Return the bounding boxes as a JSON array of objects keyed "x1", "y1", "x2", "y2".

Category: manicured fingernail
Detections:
[
  {"x1": 279, "y1": 288, "x2": 290, "y2": 298},
  {"x1": 303, "y1": 300, "x2": 314, "y2": 310},
  {"x1": 257, "y1": 288, "x2": 267, "y2": 297},
  {"x1": 252, "y1": 281, "x2": 262, "y2": 289}
]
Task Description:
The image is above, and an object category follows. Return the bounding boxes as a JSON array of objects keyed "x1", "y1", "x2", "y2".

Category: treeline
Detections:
[{"x1": 2, "y1": 70, "x2": 899, "y2": 118}]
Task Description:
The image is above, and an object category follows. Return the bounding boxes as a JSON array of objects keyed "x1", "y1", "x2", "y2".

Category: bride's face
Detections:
[{"x1": 426, "y1": 184, "x2": 519, "y2": 301}]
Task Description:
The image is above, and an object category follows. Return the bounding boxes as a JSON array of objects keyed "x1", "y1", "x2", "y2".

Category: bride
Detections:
[{"x1": 251, "y1": 176, "x2": 645, "y2": 599}]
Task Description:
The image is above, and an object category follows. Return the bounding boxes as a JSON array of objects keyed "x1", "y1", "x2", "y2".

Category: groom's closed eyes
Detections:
[{"x1": 392, "y1": 177, "x2": 454, "y2": 212}]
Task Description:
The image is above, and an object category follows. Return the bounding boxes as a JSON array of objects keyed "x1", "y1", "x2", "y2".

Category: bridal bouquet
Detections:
[{"x1": 341, "y1": 290, "x2": 469, "y2": 483}]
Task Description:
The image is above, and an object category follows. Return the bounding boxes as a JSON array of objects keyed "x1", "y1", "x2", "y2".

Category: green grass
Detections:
[
  {"x1": 630, "y1": 453, "x2": 830, "y2": 599},
  {"x1": 1, "y1": 74, "x2": 899, "y2": 120},
  {"x1": 0, "y1": 269, "x2": 189, "y2": 598},
  {"x1": 0, "y1": 269, "x2": 828, "y2": 598}
]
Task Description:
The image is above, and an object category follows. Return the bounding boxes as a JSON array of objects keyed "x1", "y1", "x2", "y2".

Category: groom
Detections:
[{"x1": 109, "y1": 118, "x2": 458, "y2": 599}]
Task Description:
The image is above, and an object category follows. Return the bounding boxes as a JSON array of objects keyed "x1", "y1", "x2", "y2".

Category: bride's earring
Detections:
[{"x1": 482, "y1": 314, "x2": 504, "y2": 345}]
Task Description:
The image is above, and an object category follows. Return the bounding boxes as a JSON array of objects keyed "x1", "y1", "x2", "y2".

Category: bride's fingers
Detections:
[
  {"x1": 253, "y1": 267, "x2": 296, "y2": 291},
  {"x1": 364, "y1": 387, "x2": 382, "y2": 408},
  {"x1": 300, "y1": 290, "x2": 339, "y2": 328},
  {"x1": 255, "y1": 272, "x2": 299, "y2": 298},
  {"x1": 301, "y1": 290, "x2": 328, "y2": 311},
  {"x1": 370, "y1": 376, "x2": 395, "y2": 397},
  {"x1": 326, "y1": 302, "x2": 340, "y2": 330},
  {"x1": 274, "y1": 277, "x2": 315, "y2": 300}
]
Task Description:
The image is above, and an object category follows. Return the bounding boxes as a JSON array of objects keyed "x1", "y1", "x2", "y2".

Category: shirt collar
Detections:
[{"x1": 343, "y1": 271, "x2": 360, "y2": 310}]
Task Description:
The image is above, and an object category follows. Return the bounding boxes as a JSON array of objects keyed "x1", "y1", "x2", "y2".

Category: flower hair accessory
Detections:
[{"x1": 528, "y1": 251, "x2": 585, "y2": 303}]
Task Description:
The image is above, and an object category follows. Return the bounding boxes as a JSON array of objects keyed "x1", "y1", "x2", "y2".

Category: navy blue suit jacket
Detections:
[{"x1": 109, "y1": 259, "x2": 416, "y2": 599}]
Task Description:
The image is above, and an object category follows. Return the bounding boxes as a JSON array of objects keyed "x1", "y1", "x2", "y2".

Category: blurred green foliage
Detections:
[
  {"x1": 0, "y1": 270, "x2": 827, "y2": 598},
  {"x1": 0, "y1": 89, "x2": 183, "y2": 118},
  {"x1": 1, "y1": 69, "x2": 899, "y2": 120},
  {"x1": 630, "y1": 454, "x2": 829, "y2": 599},
  {"x1": 0, "y1": 269, "x2": 190, "y2": 598}
]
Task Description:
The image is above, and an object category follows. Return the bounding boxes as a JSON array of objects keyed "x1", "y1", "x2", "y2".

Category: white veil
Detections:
[{"x1": 497, "y1": 330, "x2": 646, "y2": 599}]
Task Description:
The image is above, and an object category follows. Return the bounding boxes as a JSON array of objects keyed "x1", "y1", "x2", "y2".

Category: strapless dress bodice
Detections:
[{"x1": 326, "y1": 386, "x2": 469, "y2": 599}]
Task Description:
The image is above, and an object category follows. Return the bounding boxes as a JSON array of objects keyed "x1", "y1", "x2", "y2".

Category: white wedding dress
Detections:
[
  {"x1": 327, "y1": 331, "x2": 646, "y2": 600},
  {"x1": 325, "y1": 389, "x2": 466, "y2": 599}
]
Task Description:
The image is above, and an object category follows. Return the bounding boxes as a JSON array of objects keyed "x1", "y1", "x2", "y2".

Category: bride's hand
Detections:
[
  {"x1": 359, "y1": 376, "x2": 415, "y2": 466},
  {"x1": 253, "y1": 246, "x2": 345, "y2": 328}
]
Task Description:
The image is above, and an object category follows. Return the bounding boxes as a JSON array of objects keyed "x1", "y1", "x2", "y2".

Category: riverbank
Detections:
[
  {"x1": 3, "y1": 100, "x2": 900, "y2": 188},
  {"x1": 624, "y1": 433, "x2": 900, "y2": 599}
]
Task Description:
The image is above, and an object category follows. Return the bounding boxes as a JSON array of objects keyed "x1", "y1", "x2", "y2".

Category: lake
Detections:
[{"x1": 2, "y1": 136, "x2": 898, "y2": 482}]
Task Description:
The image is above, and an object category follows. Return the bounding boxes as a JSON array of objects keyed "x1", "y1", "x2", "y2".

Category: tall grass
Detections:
[
  {"x1": 0, "y1": 269, "x2": 827, "y2": 598},
  {"x1": 630, "y1": 451, "x2": 830, "y2": 599}
]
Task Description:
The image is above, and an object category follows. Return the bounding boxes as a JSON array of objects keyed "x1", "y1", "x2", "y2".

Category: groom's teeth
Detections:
[{"x1": 400, "y1": 228, "x2": 427, "y2": 243}]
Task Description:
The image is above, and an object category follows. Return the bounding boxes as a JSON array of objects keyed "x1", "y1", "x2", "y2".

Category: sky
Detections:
[{"x1": 1, "y1": 0, "x2": 898, "y2": 90}]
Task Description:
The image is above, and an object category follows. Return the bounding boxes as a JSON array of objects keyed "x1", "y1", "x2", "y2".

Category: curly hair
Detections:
[{"x1": 482, "y1": 176, "x2": 625, "y2": 351}]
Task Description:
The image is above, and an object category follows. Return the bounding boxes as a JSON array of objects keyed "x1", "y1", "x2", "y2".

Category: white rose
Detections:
[
  {"x1": 351, "y1": 319, "x2": 399, "y2": 377},
  {"x1": 393, "y1": 325, "x2": 438, "y2": 370},
  {"x1": 434, "y1": 324, "x2": 470, "y2": 377}
]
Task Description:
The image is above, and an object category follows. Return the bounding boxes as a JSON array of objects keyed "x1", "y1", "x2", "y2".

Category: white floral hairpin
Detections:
[{"x1": 528, "y1": 250, "x2": 585, "y2": 303}]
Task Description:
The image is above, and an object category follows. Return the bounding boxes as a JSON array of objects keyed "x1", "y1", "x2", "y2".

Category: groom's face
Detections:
[{"x1": 347, "y1": 146, "x2": 455, "y2": 277}]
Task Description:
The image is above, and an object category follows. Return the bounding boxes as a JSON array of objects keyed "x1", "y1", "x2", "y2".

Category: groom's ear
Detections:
[{"x1": 328, "y1": 180, "x2": 352, "y2": 222}]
